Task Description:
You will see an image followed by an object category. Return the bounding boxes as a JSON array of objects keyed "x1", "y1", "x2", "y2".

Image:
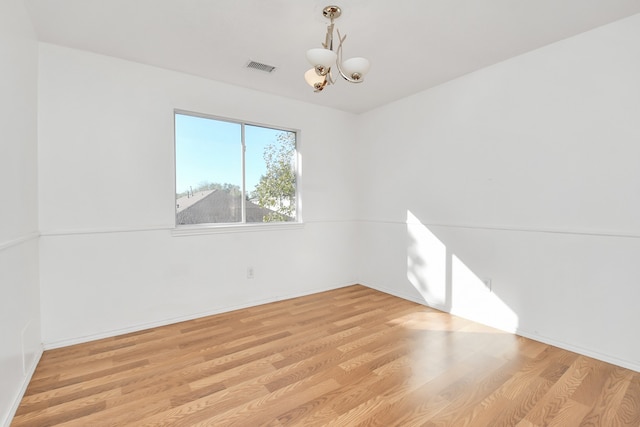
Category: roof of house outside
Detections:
[
  {"x1": 176, "y1": 189, "x2": 290, "y2": 224},
  {"x1": 176, "y1": 190, "x2": 214, "y2": 214}
]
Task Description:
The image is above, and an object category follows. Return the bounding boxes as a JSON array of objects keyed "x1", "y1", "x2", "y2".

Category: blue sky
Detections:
[{"x1": 175, "y1": 113, "x2": 287, "y2": 195}]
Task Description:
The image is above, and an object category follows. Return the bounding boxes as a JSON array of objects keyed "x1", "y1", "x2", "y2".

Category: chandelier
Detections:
[{"x1": 304, "y1": 5, "x2": 371, "y2": 92}]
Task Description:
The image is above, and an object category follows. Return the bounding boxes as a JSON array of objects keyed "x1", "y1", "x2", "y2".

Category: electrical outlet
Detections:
[{"x1": 247, "y1": 267, "x2": 254, "y2": 279}]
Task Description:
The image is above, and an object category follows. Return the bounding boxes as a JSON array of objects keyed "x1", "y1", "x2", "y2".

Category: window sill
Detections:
[{"x1": 171, "y1": 222, "x2": 304, "y2": 237}]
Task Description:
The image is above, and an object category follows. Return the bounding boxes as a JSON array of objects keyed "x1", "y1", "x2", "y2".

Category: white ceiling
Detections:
[{"x1": 24, "y1": 0, "x2": 640, "y2": 114}]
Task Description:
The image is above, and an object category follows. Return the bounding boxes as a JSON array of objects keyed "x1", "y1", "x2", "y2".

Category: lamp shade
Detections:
[
  {"x1": 341, "y1": 57, "x2": 371, "y2": 80},
  {"x1": 304, "y1": 68, "x2": 326, "y2": 89},
  {"x1": 306, "y1": 48, "x2": 337, "y2": 69}
]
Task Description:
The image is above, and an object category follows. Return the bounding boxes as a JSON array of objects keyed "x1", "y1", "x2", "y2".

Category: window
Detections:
[{"x1": 174, "y1": 111, "x2": 298, "y2": 226}]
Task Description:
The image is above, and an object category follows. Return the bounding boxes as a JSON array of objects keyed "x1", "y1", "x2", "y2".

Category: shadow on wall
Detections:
[{"x1": 406, "y1": 210, "x2": 519, "y2": 333}]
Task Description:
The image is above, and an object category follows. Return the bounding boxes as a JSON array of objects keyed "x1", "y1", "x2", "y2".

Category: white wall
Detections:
[
  {"x1": 357, "y1": 14, "x2": 640, "y2": 371},
  {"x1": 0, "y1": 0, "x2": 41, "y2": 425},
  {"x1": 38, "y1": 44, "x2": 360, "y2": 347}
]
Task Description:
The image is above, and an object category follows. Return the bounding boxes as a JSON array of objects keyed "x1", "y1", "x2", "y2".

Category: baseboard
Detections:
[
  {"x1": 515, "y1": 329, "x2": 640, "y2": 373},
  {"x1": 43, "y1": 281, "x2": 358, "y2": 350},
  {"x1": 3, "y1": 346, "x2": 43, "y2": 427},
  {"x1": 361, "y1": 281, "x2": 436, "y2": 309}
]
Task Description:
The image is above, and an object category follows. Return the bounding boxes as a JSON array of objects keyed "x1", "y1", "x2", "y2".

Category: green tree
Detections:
[{"x1": 253, "y1": 132, "x2": 296, "y2": 222}]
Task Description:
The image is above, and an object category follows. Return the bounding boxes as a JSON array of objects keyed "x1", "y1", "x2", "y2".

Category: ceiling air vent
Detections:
[{"x1": 246, "y1": 60, "x2": 276, "y2": 73}]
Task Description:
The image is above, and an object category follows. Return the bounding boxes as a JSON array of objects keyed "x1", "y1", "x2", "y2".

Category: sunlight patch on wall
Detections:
[
  {"x1": 451, "y1": 255, "x2": 519, "y2": 333},
  {"x1": 406, "y1": 211, "x2": 447, "y2": 308},
  {"x1": 405, "y1": 210, "x2": 518, "y2": 333}
]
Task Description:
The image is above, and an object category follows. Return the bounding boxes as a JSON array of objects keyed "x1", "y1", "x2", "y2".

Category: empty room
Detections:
[{"x1": 2, "y1": 0, "x2": 640, "y2": 425}]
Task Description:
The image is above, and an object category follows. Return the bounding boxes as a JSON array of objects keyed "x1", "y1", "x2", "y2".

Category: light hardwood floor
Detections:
[{"x1": 12, "y1": 285, "x2": 640, "y2": 426}]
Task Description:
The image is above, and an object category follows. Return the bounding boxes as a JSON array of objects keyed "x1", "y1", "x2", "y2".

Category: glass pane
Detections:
[
  {"x1": 175, "y1": 114, "x2": 242, "y2": 224},
  {"x1": 245, "y1": 125, "x2": 297, "y2": 223}
]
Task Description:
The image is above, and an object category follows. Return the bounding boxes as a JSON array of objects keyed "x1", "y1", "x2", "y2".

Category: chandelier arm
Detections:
[
  {"x1": 314, "y1": 79, "x2": 328, "y2": 92},
  {"x1": 335, "y1": 30, "x2": 363, "y2": 83},
  {"x1": 317, "y1": 21, "x2": 337, "y2": 84},
  {"x1": 323, "y1": 22, "x2": 335, "y2": 50},
  {"x1": 326, "y1": 71, "x2": 335, "y2": 85}
]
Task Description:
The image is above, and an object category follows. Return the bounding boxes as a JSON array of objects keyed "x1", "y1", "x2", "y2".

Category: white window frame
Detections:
[{"x1": 172, "y1": 109, "x2": 303, "y2": 236}]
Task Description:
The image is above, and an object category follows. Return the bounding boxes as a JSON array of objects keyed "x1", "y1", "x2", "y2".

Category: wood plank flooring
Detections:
[{"x1": 12, "y1": 285, "x2": 640, "y2": 426}]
